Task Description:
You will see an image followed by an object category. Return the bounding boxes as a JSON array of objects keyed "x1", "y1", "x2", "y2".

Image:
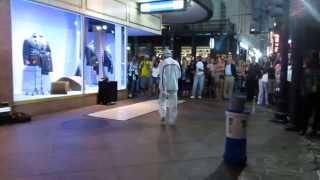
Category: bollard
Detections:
[{"x1": 223, "y1": 97, "x2": 250, "y2": 167}]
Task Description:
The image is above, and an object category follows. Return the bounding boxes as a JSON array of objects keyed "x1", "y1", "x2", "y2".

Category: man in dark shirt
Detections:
[{"x1": 246, "y1": 57, "x2": 261, "y2": 101}]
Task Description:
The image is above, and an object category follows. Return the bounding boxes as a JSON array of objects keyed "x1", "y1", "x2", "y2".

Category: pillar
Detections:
[
  {"x1": 289, "y1": 16, "x2": 305, "y2": 128},
  {"x1": 277, "y1": 0, "x2": 290, "y2": 115},
  {"x1": 0, "y1": 0, "x2": 13, "y2": 104}
]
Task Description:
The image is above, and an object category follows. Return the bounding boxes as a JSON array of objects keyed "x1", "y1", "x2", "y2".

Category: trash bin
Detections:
[{"x1": 223, "y1": 97, "x2": 250, "y2": 167}]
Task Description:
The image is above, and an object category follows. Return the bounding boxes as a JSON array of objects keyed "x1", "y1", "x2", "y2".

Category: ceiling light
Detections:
[{"x1": 96, "y1": 26, "x2": 102, "y2": 31}]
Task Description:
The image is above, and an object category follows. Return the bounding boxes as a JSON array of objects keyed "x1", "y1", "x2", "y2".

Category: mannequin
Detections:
[
  {"x1": 23, "y1": 33, "x2": 41, "y2": 66},
  {"x1": 22, "y1": 33, "x2": 52, "y2": 95},
  {"x1": 38, "y1": 34, "x2": 52, "y2": 94},
  {"x1": 38, "y1": 34, "x2": 52, "y2": 75},
  {"x1": 103, "y1": 47, "x2": 113, "y2": 77},
  {"x1": 85, "y1": 40, "x2": 97, "y2": 66},
  {"x1": 84, "y1": 40, "x2": 98, "y2": 85}
]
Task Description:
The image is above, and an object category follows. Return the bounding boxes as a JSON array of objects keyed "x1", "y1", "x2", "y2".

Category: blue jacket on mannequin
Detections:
[{"x1": 23, "y1": 34, "x2": 53, "y2": 75}]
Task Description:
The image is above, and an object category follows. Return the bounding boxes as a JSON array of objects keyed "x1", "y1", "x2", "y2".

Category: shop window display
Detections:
[
  {"x1": 11, "y1": 0, "x2": 82, "y2": 101},
  {"x1": 84, "y1": 19, "x2": 127, "y2": 92},
  {"x1": 84, "y1": 19, "x2": 116, "y2": 93}
]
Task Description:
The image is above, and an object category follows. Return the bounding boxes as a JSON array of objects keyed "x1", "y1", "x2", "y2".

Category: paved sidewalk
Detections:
[
  {"x1": 239, "y1": 106, "x2": 318, "y2": 180},
  {"x1": 0, "y1": 98, "x2": 316, "y2": 180}
]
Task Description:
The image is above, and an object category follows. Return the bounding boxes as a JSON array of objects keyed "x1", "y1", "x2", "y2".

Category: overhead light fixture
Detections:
[
  {"x1": 96, "y1": 26, "x2": 102, "y2": 31},
  {"x1": 102, "y1": 25, "x2": 107, "y2": 30}
]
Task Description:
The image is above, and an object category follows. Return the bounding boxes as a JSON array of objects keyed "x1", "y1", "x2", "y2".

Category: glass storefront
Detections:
[
  {"x1": 84, "y1": 19, "x2": 116, "y2": 93},
  {"x1": 11, "y1": 0, "x2": 127, "y2": 102}
]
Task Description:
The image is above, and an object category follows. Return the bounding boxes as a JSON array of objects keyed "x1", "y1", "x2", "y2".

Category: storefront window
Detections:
[
  {"x1": 11, "y1": 0, "x2": 82, "y2": 101},
  {"x1": 84, "y1": 19, "x2": 116, "y2": 93},
  {"x1": 84, "y1": 18, "x2": 127, "y2": 93}
]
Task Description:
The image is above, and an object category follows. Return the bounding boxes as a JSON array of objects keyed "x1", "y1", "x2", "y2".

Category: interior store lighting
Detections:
[{"x1": 96, "y1": 26, "x2": 102, "y2": 31}]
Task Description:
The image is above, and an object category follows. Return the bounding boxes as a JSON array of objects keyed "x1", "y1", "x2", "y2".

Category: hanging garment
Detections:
[
  {"x1": 38, "y1": 38, "x2": 53, "y2": 75},
  {"x1": 84, "y1": 45, "x2": 98, "y2": 66},
  {"x1": 22, "y1": 36, "x2": 41, "y2": 66},
  {"x1": 103, "y1": 50, "x2": 113, "y2": 74}
]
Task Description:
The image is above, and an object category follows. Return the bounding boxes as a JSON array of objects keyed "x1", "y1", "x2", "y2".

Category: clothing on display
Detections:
[
  {"x1": 23, "y1": 33, "x2": 53, "y2": 74},
  {"x1": 85, "y1": 43, "x2": 98, "y2": 66},
  {"x1": 22, "y1": 33, "x2": 53, "y2": 95},
  {"x1": 103, "y1": 50, "x2": 113, "y2": 74},
  {"x1": 84, "y1": 34, "x2": 114, "y2": 85},
  {"x1": 22, "y1": 66, "x2": 41, "y2": 95},
  {"x1": 84, "y1": 42, "x2": 98, "y2": 85}
]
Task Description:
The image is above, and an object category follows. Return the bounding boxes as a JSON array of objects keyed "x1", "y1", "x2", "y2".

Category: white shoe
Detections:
[
  {"x1": 190, "y1": 96, "x2": 195, "y2": 99},
  {"x1": 197, "y1": 96, "x2": 202, "y2": 99}
]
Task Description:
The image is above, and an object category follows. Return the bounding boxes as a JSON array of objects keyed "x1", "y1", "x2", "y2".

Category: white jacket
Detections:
[{"x1": 159, "y1": 57, "x2": 181, "y2": 92}]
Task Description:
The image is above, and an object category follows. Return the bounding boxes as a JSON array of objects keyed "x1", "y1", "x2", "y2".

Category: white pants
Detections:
[
  {"x1": 22, "y1": 66, "x2": 41, "y2": 95},
  {"x1": 159, "y1": 90, "x2": 178, "y2": 125}
]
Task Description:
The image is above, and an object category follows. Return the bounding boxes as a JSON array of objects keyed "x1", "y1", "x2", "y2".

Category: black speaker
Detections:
[{"x1": 97, "y1": 81, "x2": 117, "y2": 105}]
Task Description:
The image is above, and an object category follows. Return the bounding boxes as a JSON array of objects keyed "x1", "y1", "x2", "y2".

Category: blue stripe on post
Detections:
[{"x1": 224, "y1": 137, "x2": 247, "y2": 167}]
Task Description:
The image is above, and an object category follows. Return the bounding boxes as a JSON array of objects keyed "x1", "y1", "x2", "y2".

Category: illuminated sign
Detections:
[
  {"x1": 0, "y1": 107, "x2": 11, "y2": 113},
  {"x1": 270, "y1": 32, "x2": 280, "y2": 54},
  {"x1": 139, "y1": 0, "x2": 186, "y2": 14}
]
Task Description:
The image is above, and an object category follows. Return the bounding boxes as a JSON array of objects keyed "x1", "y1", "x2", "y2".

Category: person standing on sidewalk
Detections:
[
  {"x1": 246, "y1": 57, "x2": 261, "y2": 101},
  {"x1": 191, "y1": 56, "x2": 205, "y2": 99},
  {"x1": 206, "y1": 57, "x2": 216, "y2": 98},
  {"x1": 139, "y1": 55, "x2": 152, "y2": 96},
  {"x1": 128, "y1": 55, "x2": 140, "y2": 98},
  {"x1": 159, "y1": 48, "x2": 181, "y2": 126},
  {"x1": 151, "y1": 58, "x2": 160, "y2": 96},
  {"x1": 257, "y1": 65, "x2": 269, "y2": 105},
  {"x1": 215, "y1": 56, "x2": 225, "y2": 99},
  {"x1": 223, "y1": 55, "x2": 237, "y2": 100}
]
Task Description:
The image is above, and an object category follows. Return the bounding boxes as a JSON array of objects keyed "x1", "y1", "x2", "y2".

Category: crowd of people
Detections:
[
  {"x1": 128, "y1": 50, "x2": 320, "y2": 132},
  {"x1": 127, "y1": 51, "x2": 319, "y2": 106},
  {"x1": 128, "y1": 52, "x2": 279, "y2": 104}
]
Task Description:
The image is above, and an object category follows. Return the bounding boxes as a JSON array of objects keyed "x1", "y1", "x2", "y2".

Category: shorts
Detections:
[
  {"x1": 152, "y1": 77, "x2": 160, "y2": 85},
  {"x1": 140, "y1": 77, "x2": 152, "y2": 89}
]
